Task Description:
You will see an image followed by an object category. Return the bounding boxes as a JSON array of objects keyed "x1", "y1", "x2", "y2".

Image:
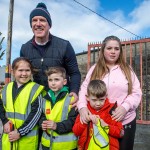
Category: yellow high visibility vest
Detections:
[
  {"x1": 41, "y1": 93, "x2": 77, "y2": 150},
  {"x1": 88, "y1": 120, "x2": 109, "y2": 150},
  {"x1": 1, "y1": 82, "x2": 44, "y2": 150}
]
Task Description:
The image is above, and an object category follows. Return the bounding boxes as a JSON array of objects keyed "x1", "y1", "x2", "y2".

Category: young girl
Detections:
[{"x1": 0, "y1": 57, "x2": 44, "y2": 150}]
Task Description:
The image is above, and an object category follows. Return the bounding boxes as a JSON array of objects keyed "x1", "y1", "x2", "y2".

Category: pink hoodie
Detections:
[{"x1": 77, "y1": 64, "x2": 142, "y2": 125}]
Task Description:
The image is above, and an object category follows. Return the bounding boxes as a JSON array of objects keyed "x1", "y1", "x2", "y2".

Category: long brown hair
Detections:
[
  {"x1": 12, "y1": 57, "x2": 33, "y2": 73},
  {"x1": 90, "y1": 35, "x2": 132, "y2": 94}
]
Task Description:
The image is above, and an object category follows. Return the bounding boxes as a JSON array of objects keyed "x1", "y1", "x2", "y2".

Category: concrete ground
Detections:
[
  {"x1": 134, "y1": 124, "x2": 150, "y2": 150},
  {"x1": 0, "y1": 121, "x2": 150, "y2": 150}
]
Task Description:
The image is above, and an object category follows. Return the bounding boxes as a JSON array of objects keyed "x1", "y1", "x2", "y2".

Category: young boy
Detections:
[
  {"x1": 73, "y1": 80, "x2": 124, "y2": 150},
  {"x1": 40, "y1": 67, "x2": 78, "y2": 150}
]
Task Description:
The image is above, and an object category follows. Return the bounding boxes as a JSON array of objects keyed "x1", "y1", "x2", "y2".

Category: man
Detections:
[{"x1": 20, "y1": 2, "x2": 81, "y2": 102}]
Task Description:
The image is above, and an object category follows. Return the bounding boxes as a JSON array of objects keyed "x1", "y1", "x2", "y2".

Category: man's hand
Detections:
[
  {"x1": 112, "y1": 105, "x2": 127, "y2": 122},
  {"x1": 79, "y1": 107, "x2": 91, "y2": 124},
  {"x1": 69, "y1": 92, "x2": 78, "y2": 108},
  {"x1": 9, "y1": 129, "x2": 20, "y2": 142}
]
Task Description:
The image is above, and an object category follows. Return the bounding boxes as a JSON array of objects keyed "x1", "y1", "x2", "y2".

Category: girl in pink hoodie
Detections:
[{"x1": 77, "y1": 35, "x2": 142, "y2": 150}]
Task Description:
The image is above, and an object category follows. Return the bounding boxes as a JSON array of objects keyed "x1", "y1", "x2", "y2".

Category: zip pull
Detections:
[{"x1": 41, "y1": 58, "x2": 43, "y2": 65}]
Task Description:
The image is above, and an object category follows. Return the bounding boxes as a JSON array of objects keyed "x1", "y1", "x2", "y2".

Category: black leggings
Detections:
[{"x1": 119, "y1": 118, "x2": 136, "y2": 150}]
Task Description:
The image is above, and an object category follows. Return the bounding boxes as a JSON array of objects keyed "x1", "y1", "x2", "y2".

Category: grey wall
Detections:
[{"x1": 0, "y1": 66, "x2": 5, "y2": 82}]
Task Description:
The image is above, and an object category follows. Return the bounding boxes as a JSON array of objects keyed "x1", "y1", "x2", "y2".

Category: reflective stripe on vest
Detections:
[
  {"x1": 26, "y1": 83, "x2": 41, "y2": 114},
  {"x1": 61, "y1": 95, "x2": 71, "y2": 121},
  {"x1": 93, "y1": 123, "x2": 109, "y2": 148},
  {"x1": 25, "y1": 129, "x2": 37, "y2": 137},
  {"x1": 43, "y1": 132, "x2": 77, "y2": 142},
  {"x1": 42, "y1": 99, "x2": 46, "y2": 113},
  {"x1": 6, "y1": 112, "x2": 27, "y2": 121}
]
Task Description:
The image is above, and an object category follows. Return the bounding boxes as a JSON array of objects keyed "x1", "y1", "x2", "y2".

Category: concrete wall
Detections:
[{"x1": 0, "y1": 66, "x2": 5, "y2": 82}]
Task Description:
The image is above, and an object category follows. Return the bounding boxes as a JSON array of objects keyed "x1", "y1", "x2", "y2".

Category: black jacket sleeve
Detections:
[
  {"x1": 38, "y1": 112, "x2": 47, "y2": 128},
  {"x1": 64, "y1": 42, "x2": 81, "y2": 94},
  {"x1": 0, "y1": 99, "x2": 9, "y2": 125},
  {"x1": 18, "y1": 95, "x2": 43, "y2": 136},
  {"x1": 54, "y1": 108, "x2": 78, "y2": 134},
  {"x1": 20, "y1": 44, "x2": 25, "y2": 57}
]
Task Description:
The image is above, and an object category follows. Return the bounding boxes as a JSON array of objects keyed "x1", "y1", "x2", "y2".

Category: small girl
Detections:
[{"x1": 0, "y1": 57, "x2": 44, "y2": 150}]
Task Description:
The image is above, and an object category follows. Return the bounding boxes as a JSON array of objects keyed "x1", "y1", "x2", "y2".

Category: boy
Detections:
[
  {"x1": 40, "y1": 67, "x2": 78, "y2": 150},
  {"x1": 73, "y1": 80, "x2": 124, "y2": 150}
]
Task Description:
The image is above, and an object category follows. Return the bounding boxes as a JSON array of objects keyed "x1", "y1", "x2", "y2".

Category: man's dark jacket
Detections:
[{"x1": 20, "y1": 34, "x2": 81, "y2": 94}]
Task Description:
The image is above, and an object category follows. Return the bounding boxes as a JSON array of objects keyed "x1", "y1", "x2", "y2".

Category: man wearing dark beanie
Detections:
[
  {"x1": 20, "y1": 3, "x2": 80, "y2": 149},
  {"x1": 20, "y1": 2, "x2": 80, "y2": 100}
]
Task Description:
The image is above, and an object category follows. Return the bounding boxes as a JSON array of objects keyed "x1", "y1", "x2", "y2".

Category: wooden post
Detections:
[{"x1": 5, "y1": 0, "x2": 14, "y2": 84}]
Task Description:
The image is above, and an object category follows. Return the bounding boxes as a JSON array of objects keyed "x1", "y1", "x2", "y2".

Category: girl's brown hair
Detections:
[
  {"x1": 12, "y1": 57, "x2": 33, "y2": 72},
  {"x1": 90, "y1": 35, "x2": 132, "y2": 94}
]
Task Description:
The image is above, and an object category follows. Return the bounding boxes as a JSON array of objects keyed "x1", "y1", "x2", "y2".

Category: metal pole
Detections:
[
  {"x1": 5, "y1": 0, "x2": 14, "y2": 84},
  {"x1": 87, "y1": 44, "x2": 91, "y2": 71}
]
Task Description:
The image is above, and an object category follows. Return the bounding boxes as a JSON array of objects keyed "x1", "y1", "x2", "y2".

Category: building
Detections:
[{"x1": 0, "y1": 65, "x2": 5, "y2": 83}]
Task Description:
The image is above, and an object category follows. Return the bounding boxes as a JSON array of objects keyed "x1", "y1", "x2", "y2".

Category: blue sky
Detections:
[
  {"x1": 0, "y1": 0, "x2": 150, "y2": 66},
  {"x1": 100, "y1": 0, "x2": 141, "y2": 13}
]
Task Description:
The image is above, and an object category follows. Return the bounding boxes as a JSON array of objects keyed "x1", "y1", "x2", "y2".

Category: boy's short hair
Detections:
[
  {"x1": 45, "y1": 66, "x2": 66, "y2": 79},
  {"x1": 87, "y1": 80, "x2": 107, "y2": 98}
]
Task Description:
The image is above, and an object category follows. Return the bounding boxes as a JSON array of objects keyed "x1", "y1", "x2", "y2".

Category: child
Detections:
[
  {"x1": 40, "y1": 67, "x2": 78, "y2": 150},
  {"x1": 0, "y1": 57, "x2": 44, "y2": 150},
  {"x1": 73, "y1": 80, "x2": 124, "y2": 150}
]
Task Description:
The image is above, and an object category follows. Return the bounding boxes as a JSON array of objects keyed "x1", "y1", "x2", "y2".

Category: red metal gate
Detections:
[{"x1": 87, "y1": 38, "x2": 150, "y2": 124}]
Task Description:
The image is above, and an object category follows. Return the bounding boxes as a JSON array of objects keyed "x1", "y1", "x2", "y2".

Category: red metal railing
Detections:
[{"x1": 87, "y1": 38, "x2": 150, "y2": 124}]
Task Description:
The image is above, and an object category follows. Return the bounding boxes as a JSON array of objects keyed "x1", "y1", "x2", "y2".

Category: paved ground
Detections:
[{"x1": 0, "y1": 120, "x2": 150, "y2": 150}]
